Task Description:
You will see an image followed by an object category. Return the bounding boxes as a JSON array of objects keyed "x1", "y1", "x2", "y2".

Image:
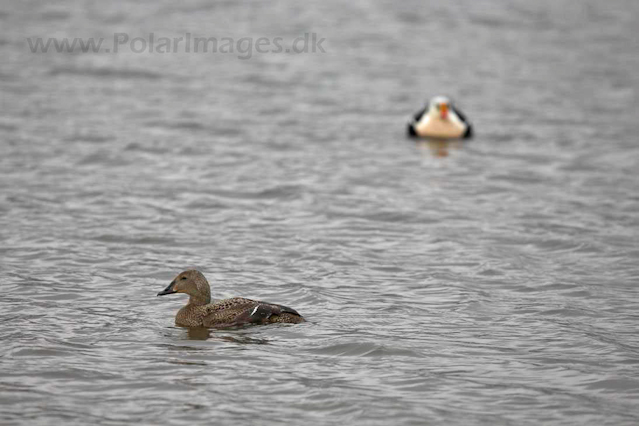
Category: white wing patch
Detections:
[{"x1": 250, "y1": 305, "x2": 260, "y2": 316}]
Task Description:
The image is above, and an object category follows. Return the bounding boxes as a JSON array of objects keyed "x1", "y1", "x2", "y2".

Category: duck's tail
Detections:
[{"x1": 269, "y1": 312, "x2": 306, "y2": 323}]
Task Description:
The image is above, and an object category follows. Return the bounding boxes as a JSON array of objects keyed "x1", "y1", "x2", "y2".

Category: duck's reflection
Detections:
[
  {"x1": 416, "y1": 139, "x2": 462, "y2": 158},
  {"x1": 185, "y1": 327, "x2": 211, "y2": 340},
  {"x1": 184, "y1": 327, "x2": 269, "y2": 344}
]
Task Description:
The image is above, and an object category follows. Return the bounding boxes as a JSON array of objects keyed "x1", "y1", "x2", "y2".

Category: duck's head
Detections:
[
  {"x1": 157, "y1": 269, "x2": 211, "y2": 304},
  {"x1": 430, "y1": 96, "x2": 451, "y2": 120}
]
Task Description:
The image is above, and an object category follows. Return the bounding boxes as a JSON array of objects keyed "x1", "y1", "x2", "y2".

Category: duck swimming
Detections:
[
  {"x1": 408, "y1": 96, "x2": 473, "y2": 139},
  {"x1": 157, "y1": 270, "x2": 305, "y2": 327}
]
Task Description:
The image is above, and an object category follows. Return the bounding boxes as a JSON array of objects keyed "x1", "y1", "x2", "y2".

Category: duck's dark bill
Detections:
[{"x1": 157, "y1": 280, "x2": 177, "y2": 296}]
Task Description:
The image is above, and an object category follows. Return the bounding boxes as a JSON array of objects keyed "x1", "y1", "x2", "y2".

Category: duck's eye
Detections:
[{"x1": 181, "y1": 277, "x2": 187, "y2": 280}]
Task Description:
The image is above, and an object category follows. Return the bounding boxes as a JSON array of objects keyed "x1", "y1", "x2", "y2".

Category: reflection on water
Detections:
[
  {"x1": 184, "y1": 327, "x2": 269, "y2": 345},
  {"x1": 416, "y1": 139, "x2": 463, "y2": 158},
  {"x1": 185, "y1": 327, "x2": 212, "y2": 341}
]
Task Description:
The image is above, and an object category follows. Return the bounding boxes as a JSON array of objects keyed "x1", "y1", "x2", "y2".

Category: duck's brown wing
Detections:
[
  {"x1": 202, "y1": 298, "x2": 304, "y2": 327},
  {"x1": 234, "y1": 302, "x2": 305, "y2": 325},
  {"x1": 201, "y1": 298, "x2": 257, "y2": 327}
]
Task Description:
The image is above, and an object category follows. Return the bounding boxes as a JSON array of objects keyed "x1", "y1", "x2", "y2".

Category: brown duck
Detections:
[{"x1": 157, "y1": 270, "x2": 305, "y2": 327}]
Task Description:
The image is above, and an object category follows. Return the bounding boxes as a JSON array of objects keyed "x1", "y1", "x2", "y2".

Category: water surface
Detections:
[{"x1": 1, "y1": 0, "x2": 639, "y2": 424}]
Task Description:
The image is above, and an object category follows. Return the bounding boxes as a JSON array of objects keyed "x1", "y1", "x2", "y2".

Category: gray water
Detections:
[{"x1": 1, "y1": 0, "x2": 639, "y2": 425}]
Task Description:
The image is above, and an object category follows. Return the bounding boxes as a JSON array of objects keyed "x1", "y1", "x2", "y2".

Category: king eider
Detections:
[{"x1": 408, "y1": 96, "x2": 472, "y2": 139}]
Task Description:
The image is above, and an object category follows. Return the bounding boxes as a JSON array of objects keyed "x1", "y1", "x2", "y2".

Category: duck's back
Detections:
[{"x1": 203, "y1": 297, "x2": 305, "y2": 327}]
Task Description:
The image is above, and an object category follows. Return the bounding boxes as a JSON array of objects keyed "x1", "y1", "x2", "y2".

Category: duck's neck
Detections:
[{"x1": 188, "y1": 295, "x2": 210, "y2": 306}]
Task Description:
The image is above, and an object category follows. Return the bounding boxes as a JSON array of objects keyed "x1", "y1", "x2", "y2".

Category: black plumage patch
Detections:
[
  {"x1": 451, "y1": 104, "x2": 473, "y2": 139},
  {"x1": 407, "y1": 103, "x2": 428, "y2": 138}
]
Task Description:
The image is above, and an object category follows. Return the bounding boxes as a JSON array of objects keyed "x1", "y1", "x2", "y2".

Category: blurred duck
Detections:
[
  {"x1": 408, "y1": 96, "x2": 472, "y2": 139},
  {"x1": 157, "y1": 270, "x2": 305, "y2": 327}
]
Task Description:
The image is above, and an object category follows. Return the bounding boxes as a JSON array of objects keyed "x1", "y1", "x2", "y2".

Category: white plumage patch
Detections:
[
  {"x1": 414, "y1": 110, "x2": 467, "y2": 139},
  {"x1": 250, "y1": 305, "x2": 260, "y2": 316}
]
